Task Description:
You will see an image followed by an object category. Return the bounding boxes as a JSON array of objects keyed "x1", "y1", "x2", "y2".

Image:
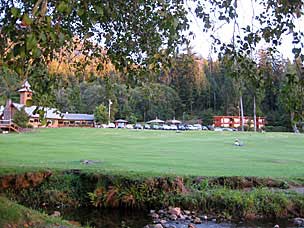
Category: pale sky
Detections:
[{"x1": 186, "y1": 0, "x2": 304, "y2": 60}]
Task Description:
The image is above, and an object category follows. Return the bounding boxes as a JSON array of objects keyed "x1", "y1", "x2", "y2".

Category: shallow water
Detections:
[
  {"x1": 55, "y1": 207, "x2": 151, "y2": 228},
  {"x1": 165, "y1": 220, "x2": 297, "y2": 228},
  {"x1": 52, "y1": 207, "x2": 298, "y2": 228}
]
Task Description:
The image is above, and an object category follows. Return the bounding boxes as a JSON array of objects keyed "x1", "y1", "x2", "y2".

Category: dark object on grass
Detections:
[
  {"x1": 81, "y1": 160, "x2": 102, "y2": 165},
  {"x1": 234, "y1": 139, "x2": 244, "y2": 146}
]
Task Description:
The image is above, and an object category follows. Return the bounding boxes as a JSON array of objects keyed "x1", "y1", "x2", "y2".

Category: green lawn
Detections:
[{"x1": 0, "y1": 128, "x2": 304, "y2": 177}]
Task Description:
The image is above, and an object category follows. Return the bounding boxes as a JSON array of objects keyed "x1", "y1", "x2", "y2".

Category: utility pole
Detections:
[
  {"x1": 108, "y1": 99, "x2": 112, "y2": 125},
  {"x1": 253, "y1": 95, "x2": 257, "y2": 132},
  {"x1": 240, "y1": 95, "x2": 244, "y2": 131}
]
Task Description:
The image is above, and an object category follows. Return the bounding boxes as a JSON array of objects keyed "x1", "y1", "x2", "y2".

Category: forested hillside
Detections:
[
  {"x1": 1, "y1": 49, "x2": 302, "y2": 131},
  {"x1": 1, "y1": 0, "x2": 303, "y2": 132}
]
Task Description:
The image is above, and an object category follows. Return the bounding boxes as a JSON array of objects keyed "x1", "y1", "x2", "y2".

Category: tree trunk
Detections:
[
  {"x1": 240, "y1": 95, "x2": 244, "y2": 131},
  {"x1": 290, "y1": 112, "x2": 299, "y2": 133},
  {"x1": 253, "y1": 95, "x2": 257, "y2": 132}
]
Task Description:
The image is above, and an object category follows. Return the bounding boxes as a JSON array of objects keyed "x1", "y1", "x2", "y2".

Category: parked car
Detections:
[
  {"x1": 183, "y1": 124, "x2": 190, "y2": 130},
  {"x1": 187, "y1": 125, "x2": 196, "y2": 130},
  {"x1": 117, "y1": 123, "x2": 125, "y2": 128},
  {"x1": 151, "y1": 124, "x2": 159, "y2": 130},
  {"x1": 163, "y1": 124, "x2": 171, "y2": 130},
  {"x1": 144, "y1": 124, "x2": 151, "y2": 129},
  {"x1": 202, "y1": 125, "x2": 209, "y2": 130},
  {"x1": 158, "y1": 125, "x2": 165, "y2": 130},
  {"x1": 134, "y1": 123, "x2": 143, "y2": 129},
  {"x1": 170, "y1": 125, "x2": 178, "y2": 130},
  {"x1": 207, "y1": 125, "x2": 214, "y2": 131},
  {"x1": 178, "y1": 125, "x2": 186, "y2": 130},
  {"x1": 222, "y1": 127, "x2": 233, "y2": 131},
  {"x1": 193, "y1": 124, "x2": 202, "y2": 130},
  {"x1": 108, "y1": 123, "x2": 115, "y2": 128},
  {"x1": 126, "y1": 124, "x2": 134, "y2": 129}
]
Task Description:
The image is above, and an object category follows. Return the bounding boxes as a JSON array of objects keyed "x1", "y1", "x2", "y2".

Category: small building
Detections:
[
  {"x1": 114, "y1": 119, "x2": 128, "y2": 128},
  {"x1": 1, "y1": 80, "x2": 94, "y2": 129},
  {"x1": 59, "y1": 114, "x2": 95, "y2": 127},
  {"x1": 213, "y1": 116, "x2": 266, "y2": 130}
]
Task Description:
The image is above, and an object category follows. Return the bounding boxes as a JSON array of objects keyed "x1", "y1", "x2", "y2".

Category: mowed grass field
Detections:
[{"x1": 0, "y1": 128, "x2": 304, "y2": 177}]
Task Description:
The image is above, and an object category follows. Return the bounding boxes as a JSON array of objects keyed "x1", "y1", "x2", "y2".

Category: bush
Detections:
[
  {"x1": 200, "y1": 109, "x2": 215, "y2": 125},
  {"x1": 264, "y1": 126, "x2": 290, "y2": 132},
  {"x1": 94, "y1": 104, "x2": 108, "y2": 124},
  {"x1": 4, "y1": 173, "x2": 304, "y2": 219},
  {"x1": 13, "y1": 108, "x2": 29, "y2": 128}
]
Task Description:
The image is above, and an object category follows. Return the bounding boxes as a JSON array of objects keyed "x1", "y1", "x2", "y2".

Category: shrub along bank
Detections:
[{"x1": 1, "y1": 171, "x2": 304, "y2": 223}]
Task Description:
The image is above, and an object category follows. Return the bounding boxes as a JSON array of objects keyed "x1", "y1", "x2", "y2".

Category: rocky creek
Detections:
[
  {"x1": 48, "y1": 207, "x2": 302, "y2": 228},
  {"x1": 1, "y1": 172, "x2": 304, "y2": 228}
]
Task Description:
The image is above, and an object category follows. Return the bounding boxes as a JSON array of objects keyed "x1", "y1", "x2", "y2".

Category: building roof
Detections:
[
  {"x1": 11, "y1": 102, "x2": 94, "y2": 121},
  {"x1": 63, "y1": 113, "x2": 94, "y2": 121},
  {"x1": 146, "y1": 118, "x2": 165, "y2": 124},
  {"x1": 114, "y1": 119, "x2": 128, "y2": 123},
  {"x1": 167, "y1": 119, "x2": 181, "y2": 124},
  {"x1": 13, "y1": 103, "x2": 61, "y2": 119},
  {"x1": 18, "y1": 80, "x2": 33, "y2": 92},
  {"x1": 18, "y1": 88, "x2": 33, "y2": 92}
]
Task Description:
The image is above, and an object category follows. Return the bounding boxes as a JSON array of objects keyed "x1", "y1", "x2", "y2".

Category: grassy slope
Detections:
[
  {"x1": 0, "y1": 196, "x2": 79, "y2": 228},
  {"x1": 0, "y1": 128, "x2": 304, "y2": 177}
]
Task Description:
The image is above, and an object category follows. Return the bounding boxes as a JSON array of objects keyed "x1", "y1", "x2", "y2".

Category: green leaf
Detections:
[
  {"x1": 57, "y1": 1, "x2": 68, "y2": 12},
  {"x1": 77, "y1": 8, "x2": 85, "y2": 16},
  {"x1": 22, "y1": 14, "x2": 33, "y2": 26},
  {"x1": 13, "y1": 44, "x2": 22, "y2": 56},
  {"x1": 11, "y1": 7, "x2": 20, "y2": 18},
  {"x1": 58, "y1": 32, "x2": 65, "y2": 44},
  {"x1": 95, "y1": 6, "x2": 104, "y2": 16},
  {"x1": 50, "y1": 32, "x2": 56, "y2": 42},
  {"x1": 15, "y1": 66, "x2": 23, "y2": 76},
  {"x1": 39, "y1": 32, "x2": 47, "y2": 43},
  {"x1": 26, "y1": 33, "x2": 37, "y2": 51},
  {"x1": 32, "y1": 47, "x2": 42, "y2": 58}
]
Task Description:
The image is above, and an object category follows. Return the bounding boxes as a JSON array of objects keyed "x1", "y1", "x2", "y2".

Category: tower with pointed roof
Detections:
[{"x1": 18, "y1": 80, "x2": 33, "y2": 105}]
